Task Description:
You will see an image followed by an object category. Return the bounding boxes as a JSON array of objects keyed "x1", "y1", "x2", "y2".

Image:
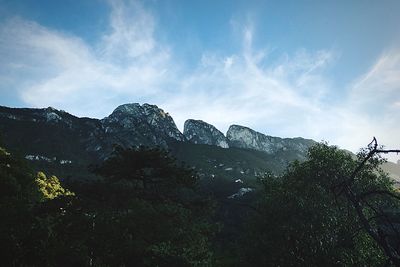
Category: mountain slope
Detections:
[
  {"x1": 183, "y1": 119, "x2": 229, "y2": 148},
  {"x1": 0, "y1": 103, "x2": 320, "y2": 197},
  {"x1": 1, "y1": 103, "x2": 400, "y2": 196},
  {"x1": 227, "y1": 124, "x2": 315, "y2": 157}
]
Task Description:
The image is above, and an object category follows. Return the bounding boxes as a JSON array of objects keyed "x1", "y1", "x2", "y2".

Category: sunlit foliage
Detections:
[{"x1": 36, "y1": 171, "x2": 74, "y2": 200}]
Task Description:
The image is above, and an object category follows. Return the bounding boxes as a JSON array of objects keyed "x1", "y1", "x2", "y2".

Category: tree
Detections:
[
  {"x1": 0, "y1": 144, "x2": 217, "y2": 266},
  {"x1": 241, "y1": 142, "x2": 399, "y2": 266},
  {"x1": 87, "y1": 146, "x2": 217, "y2": 266},
  {"x1": 332, "y1": 137, "x2": 400, "y2": 265},
  {"x1": 92, "y1": 145, "x2": 196, "y2": 195},
  {"x1": 36, "y1": 171, "x2": 74, "y2": 200},
  {"x1": 0, "y1": 144, "x2": 79, "y2": 266},
  {"x1": 0, "y1": 145, "x2": 39, "y2": 266}
]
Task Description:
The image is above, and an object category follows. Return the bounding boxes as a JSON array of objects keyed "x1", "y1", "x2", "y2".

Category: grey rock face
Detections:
[
  {"x1": 100, "y1": 103, "x2": 185, "y2": 150},
  {"x1": 0, "y1": 103, "x2": 188, "y2": 161},
  {"x1": 0, "y1": 104, "x2": 316, "y2": 165},
  {"x1": 183, "y1": 119, "x2": 229, "y2": 148},
  {"x1": 226, "y1": 125, "x2": 315, "y2": 155}
]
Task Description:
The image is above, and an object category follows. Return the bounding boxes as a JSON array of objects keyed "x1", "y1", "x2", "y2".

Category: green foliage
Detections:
[
  {"x1": 4, "y1": 139, "x2": 399, "y2": 266},
  {"x1": 0, "y1": 144, "x2": 217, "y2": 266},
  {"x1": 0, "y1": 144, "x2": 37, "y2": 200},
  {"x1": 36, "y1": 171, "x2": 74, "y2": 200},
  {"x1": 0, "y1": 146, "x2": 35, "y2": 266},
  {"x1": 0, "y1": 145, "x2": 78, "y2": 266},
  {"x1": 87, "y1": 146, "x2": 216, "y2": 266},
  {"x1": 240, "y1": 143, "x2": 395, "y2": 266},
  {"x1": 93, "y1": 145, "x2": 197, "y2": 194}
]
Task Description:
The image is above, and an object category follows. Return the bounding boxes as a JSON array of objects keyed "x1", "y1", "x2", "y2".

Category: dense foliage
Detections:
[
  {"x1": 0, "y1": 145, "x2": 216, "y2": 266},
  {"x1": 0, "y1": 144, "x2": 75, "y2": 266},
  {"x1": 85, "y1": 146, "x2": 217, "y2": 266},
  {"x1": 240, "y1": 143, "x2": 399, "y2": 266},
  {"x1": 1, "y1": 141, "x2": 400, "y2": 266}
]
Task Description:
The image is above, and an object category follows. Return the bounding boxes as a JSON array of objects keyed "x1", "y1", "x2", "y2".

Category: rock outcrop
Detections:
[
  {"x1": 101, "y1": 103, "x2": 184, "y2": 150},
  {"x1": 183, "y1": 119, "x2": 229, "y2": 148},
  {"x1": 0, "y1": 104, "x2": 314, "y2": 163},
  {"x1": 0, "y1": 103, "x2": 186, "y2": 160},
  {"x1": 226, "y1": 124, "x2": 315, "y2": 155}
]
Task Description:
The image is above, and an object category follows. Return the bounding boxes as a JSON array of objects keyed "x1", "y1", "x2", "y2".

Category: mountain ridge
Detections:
[
  {"x1": 0, "y1": 103, "x2": 315, "y2": 185},
  {"x1": 183, "y1": 119, "x2": 229, "y2": 148},
  {"x1": 1, "y1": 103, "x2": 399, "y2": 196},
  {"x1": 0, "y1": 103, "x2": 315, "y2": 157}
]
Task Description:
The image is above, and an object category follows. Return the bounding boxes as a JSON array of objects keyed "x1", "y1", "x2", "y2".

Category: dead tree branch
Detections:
[{"x1": 339, "y1": 137, "x2": 400, "y2": 265}]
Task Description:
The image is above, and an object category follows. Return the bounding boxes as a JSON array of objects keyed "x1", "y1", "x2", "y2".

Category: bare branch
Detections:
[
  {"x1": 376, "y1": 149, "x2": 400, "y2": 154},
  {"x1": 358, "y1": 190, "x2": 400, "y2": 202},
  {"x1": 341, "y1": 137, "x2": 400, "y2": 265}
]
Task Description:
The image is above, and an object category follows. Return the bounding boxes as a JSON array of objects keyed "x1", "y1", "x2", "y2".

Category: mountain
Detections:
[
  {"x1": 0, "y1": 103, "x2": 184, "y2": 159},
  {"x1": 0, "y1": 106, "x2": 100, "y2": 162},
  {"x1": 3, "y1": 103, "x2": 396, "y2": 196},
  {"x1": 0, "y1": 104, "x2": 314, "y2": 167},
  {"x1": 1, "y1": 103, "x2": 399, "y2": 197},
  {"x1": 183, "y1": 119, "x2": 229, "y2": 148},
  {"x1": 0, "y1": 103, "x2": 320, "y2": 197},
  {"x1": 227, "y1": 124, "x2": 315, "y2": 158},
  {"x1": 98, "y1": 103, "x2": 185, "y2": 157},
  {"x1": 103, "y1": 103, "x2": 184, "y2": 144},
  {"x1": 382, "y1": 161, "x2": 400, "y2": 185}
]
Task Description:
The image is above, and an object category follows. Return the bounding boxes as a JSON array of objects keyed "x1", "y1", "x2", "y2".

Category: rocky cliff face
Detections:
[
  {"x1": 226, "y1": 124, "x2": 315, "y2": 155},
  {"x1": 183, "y1": 119, "x2": 229, "y2": 148},
  {"x1": 3, "y1": 103, "x2": 400, "y2": 193},
  {"x1": 0, "y1": 104, "x2": 315, "y2": 164},
  {"x1": 101, "y1": 103, "x2": 184, "y2": 151}
]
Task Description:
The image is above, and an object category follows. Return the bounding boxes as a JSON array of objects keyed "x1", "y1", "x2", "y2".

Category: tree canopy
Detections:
[
  {"x1": 87, "y1": 146, "x2": 216, "y2": 266},
  {"x1": 2, "y1": 140, "x2": 400, "y2": 266},
  {"x1": 0, "y1": 145, "x2": 217, "y2": 266},
  {"x1": 240, "y1": 142, "x2": 400, "y2": 266}
]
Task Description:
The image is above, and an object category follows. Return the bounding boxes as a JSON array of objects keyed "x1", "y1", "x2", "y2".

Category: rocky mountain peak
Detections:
[
  {"x1": 109, "y1": 103, "x2": 174, "y2": 124},
  {"x1": 112, "y1": 103, "x2": 142, "y2": 116},
  {"x1": 46, "y1": 106, "x2": 58, "y2": 112},
  {"x1": 101, "y1": 103, "x2": 184, "y2": 150},
  {"x1": 227, "y1": 125, "x2": 273, "y2": 152},
  {"x1": 142, "y1": 103, "x2": 168, "y2": 117},
  {"x1": 183, "y1": 119, "x2": 229, "y2": 148},
  {"x1": 227, "y1": 124, "x2": 315, "y2": 155},
  {"x1": 43, "y1": 107, "x2": 63, "y2": 122},
  {"x1": 0, "y1": 103, "x2": 316, "y2": 166}
]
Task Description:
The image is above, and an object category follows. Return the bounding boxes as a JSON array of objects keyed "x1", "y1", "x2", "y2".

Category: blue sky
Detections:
[{"x1": 0, "y1": 0, "x2": 400, "y2": 158}]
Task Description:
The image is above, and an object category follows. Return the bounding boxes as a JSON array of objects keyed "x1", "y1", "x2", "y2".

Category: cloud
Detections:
[
  {"x1": 0, "y1": 0, "x2": 172, "y2": 118},
  {"x1": 100, "y1": 0, "x2": 157, "y2": 63},
  {"x1": 161, "y1": 26, "x2": 334, "y2": 138},
  {"x1": 335, "y1": 50, "x2": 400, "y2": 156},
  {"x1": 349, "y1": 51, "x2": 400, "y2": 115},
  {"x1": 286, "y1": 48, "x2": 400, "y2": 161},
  {"x1": 0, "y1": 0, "x2": 399, "y2": 161}
]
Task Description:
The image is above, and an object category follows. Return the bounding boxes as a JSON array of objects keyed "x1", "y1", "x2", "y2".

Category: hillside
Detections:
[
  {"x1": 0, "y1": 104, "x2": 318, "y2": 196},
  {"x1": 1, "y1": 103, "x2": 399, "y2": 196}
]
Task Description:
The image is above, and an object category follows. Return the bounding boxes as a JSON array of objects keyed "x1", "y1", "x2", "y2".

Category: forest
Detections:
[{"x1": 1, "y1": 139, "x2": 400, "y2": 266}]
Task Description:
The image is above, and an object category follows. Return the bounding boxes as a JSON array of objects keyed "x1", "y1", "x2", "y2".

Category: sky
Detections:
[{"x1": 0, "y1": 0, "x2": 400, "y2": 160}]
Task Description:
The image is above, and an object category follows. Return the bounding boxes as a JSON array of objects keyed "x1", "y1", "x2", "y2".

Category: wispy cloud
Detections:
[
  {"x1": 162, "y1": 24, "x2": 333, "y2": 138},
  {"x1": 335, "y1": 50, "x2": 400, "y2": 154},
  {"x1": 100, "y1": 0, "x2": 157, "y2": 62},
  {"x1": 0, "y1": 0, "x2": 172, "y2": 117},
  {"x1": 0, "y1": 0, "x2": 399, "y2": 158}
]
